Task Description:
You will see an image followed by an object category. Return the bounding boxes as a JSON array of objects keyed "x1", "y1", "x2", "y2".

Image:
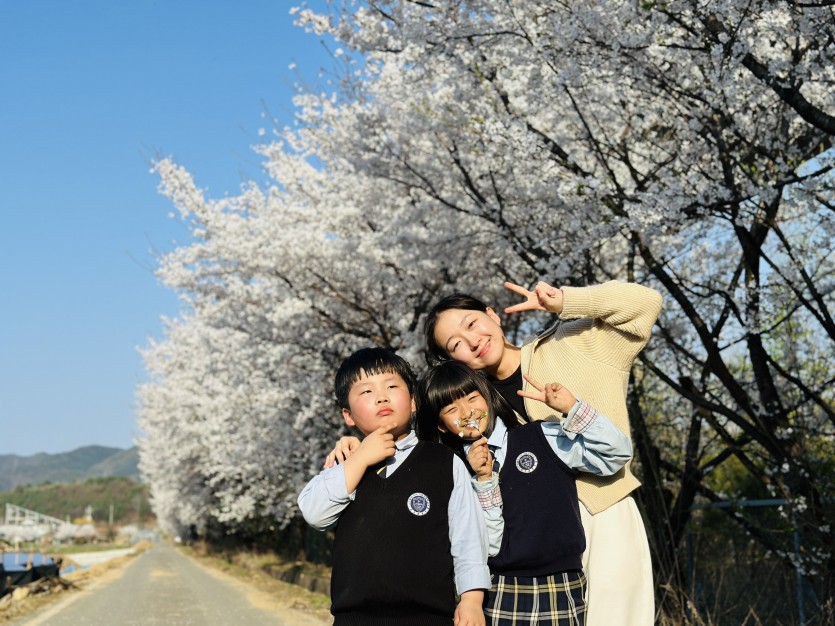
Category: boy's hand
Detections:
[
  {"x1": 467, "y1": 437, "x2": 494, "y2": 482},
  {"x1": 454, "y1": 590, "x2": 485, "y2": 626},
  {"x1": 342, "y1": 423, "x2": 397, "y2": 494},
  {"x1": 352, "y1": 423, "x2": 397, "y2": 468},
  {"x1": 519, "y1": 374, "x2": 577, "y2": 414},
  {"x1": 503, "y1": 280, "x2": 563, "y2": 315},
  {"x1": 323, "y1": 436, "x2": 361, "y2": 468}
]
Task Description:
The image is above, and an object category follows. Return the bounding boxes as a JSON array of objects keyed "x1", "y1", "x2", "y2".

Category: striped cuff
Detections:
[
  {"x1": 563, "y1": 400, "x2": 597, "y2": 434},
  {"x1": 475, "y1": 481, "x2": 503, "y2": 510}
]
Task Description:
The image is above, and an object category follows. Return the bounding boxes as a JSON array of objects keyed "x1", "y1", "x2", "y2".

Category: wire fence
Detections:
[{"x1": 685, "y1": 498, "x2": 829, "y2": 625}]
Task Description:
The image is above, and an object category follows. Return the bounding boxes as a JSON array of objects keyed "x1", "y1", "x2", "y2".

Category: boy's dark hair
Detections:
[
  {"x1": 423, "y1": 293, "x2": 490, "y2": 366},
  {"x1": 334, "y1": 347, "x2": 416, "y2": 410},
  {"x1": 415, "y1": 361, "x2": 518, "y2": 450}
]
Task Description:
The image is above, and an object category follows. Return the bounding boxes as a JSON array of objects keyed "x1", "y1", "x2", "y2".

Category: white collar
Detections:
[
  {"x1": 486, "y1": 419, "x2": 508, "y2": 449},
  {"x1": 395, "y1": 430, "x2": 418, "y2": 451}
]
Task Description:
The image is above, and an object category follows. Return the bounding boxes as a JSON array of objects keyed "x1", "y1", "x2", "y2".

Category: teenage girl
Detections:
[
  {"x1": 424, "y1": 279, "x2": 662, "y2": 626},
  {"x1": 414, "y1": 360, "x2": 631, "y2": 625}
]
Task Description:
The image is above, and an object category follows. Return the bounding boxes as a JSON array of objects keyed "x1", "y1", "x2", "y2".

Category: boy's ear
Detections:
[
  {"x1": 486, "y1": 307, "x2": 502, "y2": 326},
  {"x1": 437, "y1": 423, "x2": 448, "y2": 434},
  {"x1": 410, "y1": 398, "x2": 416, "y2": 414},
  {"x1": 342, "y1": 408, "x2": 355, "y2": 428}
]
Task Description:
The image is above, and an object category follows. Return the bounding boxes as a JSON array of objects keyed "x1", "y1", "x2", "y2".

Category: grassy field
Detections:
[{"x1": 0, "y1": 477, "x2": 151, "y2": 526}]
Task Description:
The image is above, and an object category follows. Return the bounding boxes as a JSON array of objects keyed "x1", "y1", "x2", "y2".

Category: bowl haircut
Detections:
[{"x1": 334, "y1": 347, "x2": 416, "y2": 410}]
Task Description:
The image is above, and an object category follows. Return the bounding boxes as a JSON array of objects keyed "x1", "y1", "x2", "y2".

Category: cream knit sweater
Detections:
[{"x1": 520, "y1": 281, "x2": 662, "y2": 514}]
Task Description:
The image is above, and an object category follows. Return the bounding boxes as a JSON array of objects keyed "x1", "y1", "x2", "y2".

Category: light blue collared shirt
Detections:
[
  {"x1": 468, "y1": 400, "x2": 633, "y2": 556},
  {"x1": 297, "y1": 430, "x2": 491, "y2": 595}
]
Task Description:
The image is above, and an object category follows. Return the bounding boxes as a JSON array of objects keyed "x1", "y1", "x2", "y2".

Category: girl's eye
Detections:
[
  {"x1": 452, "y1": 340, "x2": 461, "y2": 352},
  {"x1": 468, "y1": 320, "x2": 475, "y2": 328}
]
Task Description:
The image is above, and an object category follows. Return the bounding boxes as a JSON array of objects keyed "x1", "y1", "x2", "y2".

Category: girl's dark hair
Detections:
[
  {"x1": 423, "y1": 293, "x2": 490, "y2": 366},
  {"x1": 415, "y1": 361, "x2": 518, "y2": 449},
  {"x1": 334, "y1": 347, "x2": 415, "y2": 410}
]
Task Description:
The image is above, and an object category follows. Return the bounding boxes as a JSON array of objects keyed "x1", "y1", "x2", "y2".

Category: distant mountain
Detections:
[
  {"x1": 0, "y1": 446, "x2": 140, "y2": 491},
  {"x1": 88, "y1": 447, "x2": 141, "y2": 479}
]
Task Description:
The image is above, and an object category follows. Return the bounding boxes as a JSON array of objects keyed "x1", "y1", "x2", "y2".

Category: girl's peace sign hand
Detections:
[
  {"x1": 503, "y1": 281, "x2": 563, "y2": 314},
  {"x1": 518, "y1": 374, "x2": 577, "y2": 414}
]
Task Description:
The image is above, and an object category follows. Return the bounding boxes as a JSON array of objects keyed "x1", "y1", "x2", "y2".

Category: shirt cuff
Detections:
[
  {"x1": 472, "y1": 474, "x2": 502, "y2": 509},
  {"x1": 456, "y1": 566, "x2": 492, "y2": 596},
  {"x1": 562, "y1": 399, "x2": 598, "y2": 436},
  {"x1": 323, "y1": 464, "x2": 355, "y2": 502}
]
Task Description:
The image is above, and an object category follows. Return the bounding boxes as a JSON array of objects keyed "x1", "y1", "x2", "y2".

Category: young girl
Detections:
[
  {"x1": 424, "y1": 280, "x2": 662, "y2": 626},
  {"x1": 415, "y1": 360, "x2": 632, "y2": 625}
]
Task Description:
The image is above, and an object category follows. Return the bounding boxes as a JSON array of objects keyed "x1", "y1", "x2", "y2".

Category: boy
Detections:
[{"x1": 297, "y1": 348, "x2": 490, "y2": 626}]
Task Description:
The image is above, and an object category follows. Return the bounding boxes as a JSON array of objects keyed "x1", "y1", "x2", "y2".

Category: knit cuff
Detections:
[{"x1": 558, "y1": 285, "x2": 592, "y2": 320}]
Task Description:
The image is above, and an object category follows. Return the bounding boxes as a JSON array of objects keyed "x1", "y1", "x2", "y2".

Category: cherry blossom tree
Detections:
[{"x1": 138, "y1": 0, "x2": 834, "y2": 618}]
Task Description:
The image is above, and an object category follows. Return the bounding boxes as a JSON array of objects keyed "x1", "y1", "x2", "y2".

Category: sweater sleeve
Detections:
[{"x1": 557, "y1": 281, "x2": 662, "y2": 370}]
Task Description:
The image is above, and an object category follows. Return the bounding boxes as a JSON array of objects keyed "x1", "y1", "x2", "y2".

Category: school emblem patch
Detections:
[
  {"x1": 515, "y1": 452, "x2": 538, "y2": 473},
  {"x1": 407, "y1": 492, "x2": 430, "y2": 516}
]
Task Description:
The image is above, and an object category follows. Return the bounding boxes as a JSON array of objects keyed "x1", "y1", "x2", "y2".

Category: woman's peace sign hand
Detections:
[{"x1": 503, "y1": 281, "x2": 563, "y2": 315}]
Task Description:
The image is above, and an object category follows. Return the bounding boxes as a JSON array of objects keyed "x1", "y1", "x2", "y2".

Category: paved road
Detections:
[
  {"x1": 67, "y1": 547, "x2": 136, "y2": 568},
  {"x1": 12, "y1": 543, "x2": 329, "y2": 626}
]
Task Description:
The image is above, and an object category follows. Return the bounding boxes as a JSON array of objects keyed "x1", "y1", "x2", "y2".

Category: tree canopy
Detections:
[{"x1": 137, "y1": 1, "x2": 834, "y2": 619}]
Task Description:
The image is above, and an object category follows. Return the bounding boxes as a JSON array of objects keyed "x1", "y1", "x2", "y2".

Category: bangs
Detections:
[
  {"x1": 418, "y1": 362, "x2": 481, "y2": 417},
  {"x1": 344, "y1": 363, "x2": 401, "y2": 389}
]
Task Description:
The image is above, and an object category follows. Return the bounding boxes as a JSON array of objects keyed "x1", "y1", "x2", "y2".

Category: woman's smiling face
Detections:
[{"x1": 432, "y1": 307, "x2": 506, "y2": 374}]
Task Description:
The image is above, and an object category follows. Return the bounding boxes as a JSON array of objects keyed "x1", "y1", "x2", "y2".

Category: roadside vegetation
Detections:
[
  {"x1": 0, "y1": 477, "x2": 151, "y2": 528},
  {"x1": 183, "y1": 542, "x2": 332, "y2": 622}
]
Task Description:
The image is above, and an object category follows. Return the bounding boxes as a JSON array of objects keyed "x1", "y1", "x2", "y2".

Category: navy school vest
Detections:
[
  {"x1": 488, "y1": 421, "x2": 586, "y2": 576},
  {"x1": 330, "y1": 441, "x2": 456, "y2": 626}
]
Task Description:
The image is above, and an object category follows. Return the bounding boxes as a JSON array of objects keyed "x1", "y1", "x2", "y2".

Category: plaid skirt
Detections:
[{"x1": 484, "y1": 570, "x2": 587, "y2": 625}]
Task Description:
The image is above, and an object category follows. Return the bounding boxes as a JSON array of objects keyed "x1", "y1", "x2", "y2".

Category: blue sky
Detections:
[{"x1": 0, "y1": 1, "x2": 334, "y2": 456}]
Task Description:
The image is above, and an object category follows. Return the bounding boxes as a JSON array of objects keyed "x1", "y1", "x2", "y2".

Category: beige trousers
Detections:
[{"x1": 580, "y1": 495, "x2": 655, "y2": 625}]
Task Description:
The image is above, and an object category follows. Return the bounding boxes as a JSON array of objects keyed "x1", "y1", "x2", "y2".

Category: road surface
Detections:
[
  {"x1": 11, "y1": 543, "x2": 330, "y2": 626},
  {"x1": 67, "y1": 547, "x2": 136, "y2": 568}
]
